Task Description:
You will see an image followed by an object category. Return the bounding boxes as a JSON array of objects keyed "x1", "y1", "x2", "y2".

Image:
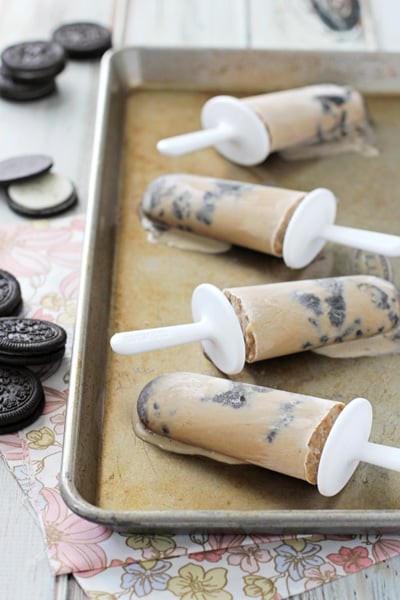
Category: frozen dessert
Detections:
[
  {"x1": 141, "y1": 174, "x2": 304, "y2": 257},
  {"x1": 135, "y1": 371, "x2": 345, "y2": 484},
  {"x1": 157, "y1": 84, "x2": 373, "y2": 165},
  {"x1": 111, "y1": 276, "x2": 400, "y2": 374},
  {"x1": 136, "y1": 373, "x2": 400, "y2": 496},
  {"x1": 223, "y1": 275, "x2": 400, "y2": 362},
  {"x1": 141, "y1": 175, "x2": 400, "y2": 268},
  {"x1": 242, "y1": 84, "x2": 367, "y2": 153}
]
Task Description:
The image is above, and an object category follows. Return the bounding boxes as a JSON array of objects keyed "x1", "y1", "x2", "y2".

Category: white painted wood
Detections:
[
  {"x1": 125, "y1": 0, "x2": 248, "y2": 47},
  {"x1": 249, "y1": 0, "x2": 378, "y2": 50},
  {"x1": 370, "y1": 0, "x2": 400, "y2": 50},
  {"x1": 0, "y1": 461, "x2": 55, "y2": 600}
]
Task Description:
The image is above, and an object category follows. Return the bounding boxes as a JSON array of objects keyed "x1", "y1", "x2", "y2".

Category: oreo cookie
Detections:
[
  {"x1": 0, "y1": 317, "x2": 67, "y2": 366},
  {"x1": 0, "y1": 364, "x2": 45, "y2": 434},
  {"x1": 6, "y1": 171, "x2": 78, "y2": 217},
  {"x1": 52, "y1": 22, "x2": 112, "y2": 59},
  {"x1": 0, "y1": 154, "x2": 53, "y2": 186},
  {"x1": 1, "y1": 40, "x2": 66, "y2": 82},
  {"x1": 0, "y1": 66, "x2": 56, "y2": 102},
  {"x1": 0, "y1": 270, "x2": 22, "y2": 316}
]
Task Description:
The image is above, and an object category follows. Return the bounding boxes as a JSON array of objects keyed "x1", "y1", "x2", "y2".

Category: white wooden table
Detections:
[{"x1": 1, "y1": 1, "x2": 400, "y2": 598}]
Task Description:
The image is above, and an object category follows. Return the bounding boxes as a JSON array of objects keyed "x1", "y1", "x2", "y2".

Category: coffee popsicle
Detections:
[
  {"x1": 224, "y1": 275, "x2": 400, "y2": 363},
  {"x1": 136, "y1": 372, "x2": 400, "y2": 496},
  {"x1": 111, "y1": 276, "x2": 400, "y2": 374},
  {"x1": 136, "y1": 371, "x2": 344, "y2": 485},
  {"x1": 157, "y1": 84, "x2": 372, "y2": 165},
  {"x1": 141, "y1": 174, "x2": 400, "y2": 268}
]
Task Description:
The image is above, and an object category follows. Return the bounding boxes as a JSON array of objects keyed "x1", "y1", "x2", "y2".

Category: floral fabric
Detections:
[{"x1": 0, "y1": 215, "x2": 399, "y2": 599}]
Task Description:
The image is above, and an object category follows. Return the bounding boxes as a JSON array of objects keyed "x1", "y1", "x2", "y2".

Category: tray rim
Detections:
[{"x1": 60, "y1": 45, "x2": 400, "y2": 533}]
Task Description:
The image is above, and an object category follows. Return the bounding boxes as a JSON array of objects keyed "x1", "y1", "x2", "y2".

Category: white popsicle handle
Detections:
[
  {"x1": 323, "y1": 224, "x2": 400, "y2": 256},
  {"x1": 110, "y1": 320, "x2": 208, "y2": 355},
  {"x1": 318, "y1": 397, "x2": 400, "y2": 497},
  {"x1": 110, "y1": 284, "x2": 246, "y2": 375},
  {"x1": 283, "y1": 188, "x2": 400, "y2": 269},
  {"x1": 156, "y1": 95, "x2": 270, "y2": 166},
  {"x1": 359, "y1": 441, "x2": 400, "y2": 471},
  {"x1": 157, "y1": 123, "x2": 234, "y2": 156}
]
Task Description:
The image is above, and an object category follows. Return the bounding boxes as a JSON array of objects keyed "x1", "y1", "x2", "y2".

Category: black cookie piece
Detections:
[
  {"x1": 0, "y1": 66, "x2": 56, "y2": 102},
  {"x1": 0, "y1": 364, "x2": 45, "y2": 434},
  {"x1": 1, "y1": 40, "x2": 66, "y2": 82},
  {"x1": 0, "y1": 317, "x2": 67, "y2": 366},
  {"x1": 52, "y1": 22, "x2": 112, "y2": 58},
  {"x1": 0, "y1": 271, "x2": 22, "y2": 317},
  {"x1": 0, "y1": 154, "x2": 53, "y2": 186},
  {"x1": 6, "y1": 171, "x2": 78, "y2": 217}
]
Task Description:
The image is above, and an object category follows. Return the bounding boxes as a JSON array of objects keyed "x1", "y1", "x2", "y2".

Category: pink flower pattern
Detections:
[
  {"x1": 304, "y1": 562, "x2": 339, "y2": 590},
  {"x1": 328, "y1": 545, "x2": 373, "y2": 573},
  {"x1": 190, "y1": 534, "x2": 246, "y2": 562},
  {"x1": 0, "y1": 223, "x2": 78, "y2": 277},
  {"x1": 372, "y1": 538, "x2": 400, "y2": 562},
  {"x1": 227, "y1": 544, "x2": 272, "y2": 573},
  {"x1": 40, "y1": 487, "x2": 113, "y2": 574}
]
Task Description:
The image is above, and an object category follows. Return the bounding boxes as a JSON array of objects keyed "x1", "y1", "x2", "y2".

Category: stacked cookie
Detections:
[
  {"x1": 0, "y1": 269, "x2": 67, "y2": 434},
  {"x1": 0, "y1": 40, "x2": 66, "y2": 102},
  {"x1": 0, "y1": 21, "x2": 112, "y2": 102}
]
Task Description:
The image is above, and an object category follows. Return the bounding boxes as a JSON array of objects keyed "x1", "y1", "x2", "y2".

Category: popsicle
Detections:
[
  {"x1": 224, "y1": 275, "x2": 400, "y2": 363},
  {"x1": 141, "y1": 174, "x2": 400, "y2": 269},
  {"x1": 157, "y1": 84, "x2": 371, "y2": 165},
  {"x1": 110, "y1": 275, "x2": 400, "y2": 374},
  {"x1": 135, "y1": 372, "x2": 400, "y2": 496}
]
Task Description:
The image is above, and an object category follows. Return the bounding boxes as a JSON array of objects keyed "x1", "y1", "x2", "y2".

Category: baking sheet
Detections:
[{"x1": 61, "y1": 47, "x2": 400, "y2": 533}]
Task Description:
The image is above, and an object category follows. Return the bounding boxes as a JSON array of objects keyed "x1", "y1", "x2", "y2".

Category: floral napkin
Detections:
[{"x1": 1, "y1": 214, "x2": 400, "y2": 600}]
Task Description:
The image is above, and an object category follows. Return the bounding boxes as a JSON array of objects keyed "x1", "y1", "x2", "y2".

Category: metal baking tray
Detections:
[{"x1": 61, "y1": 46, "x2": 400, "y2": 533}]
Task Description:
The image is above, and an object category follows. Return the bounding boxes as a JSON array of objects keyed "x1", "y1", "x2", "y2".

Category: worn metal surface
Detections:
[{"x1": 61, "y1": 46, "x2": 400, "y2": 533}]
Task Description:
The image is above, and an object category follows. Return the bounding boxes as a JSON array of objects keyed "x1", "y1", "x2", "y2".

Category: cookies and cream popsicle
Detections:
[
  {"x1": 157, "y1": 84, "x2": 372, "y2": 165},
  {"x1": 136, "y1": 371, "x2": 344, "y2": 484},
  {"x1": 141, "y1": 174, "x2": 304, "y2": 257},
  {"x1": 136, "y1": 373, "x2": 400, "y2": 496},
  {"x1": 141, "y1": 174, "x2": 400, "y2": 269},
  {"x1": 224, "y1": 275, "x2": 400, "y2": 362},
  {"x1": 111, "y1": 276, "x2": 400, "y2": 375}
]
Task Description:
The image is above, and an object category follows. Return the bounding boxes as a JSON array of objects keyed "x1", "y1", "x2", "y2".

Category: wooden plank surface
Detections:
[{"x1": 1, "y1": 1, "x2": 400, "y2": 599}]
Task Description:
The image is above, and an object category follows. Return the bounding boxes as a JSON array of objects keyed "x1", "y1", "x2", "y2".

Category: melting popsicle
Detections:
[
  {"x1": 110, "y1": 275, "x2": 400, "y2": 374},
  {"x1": 157, "y1": 84, "x2": 372, "y2": 166},
  {"x1": 135, "y1": 372, "x2": 400, "y2": 496},
  {"x1": 223, "y1": 275, "x2": 400, "y2": 363},
  {"x1": 141, "y1": 174, "x2": 400, "y2": 268}
]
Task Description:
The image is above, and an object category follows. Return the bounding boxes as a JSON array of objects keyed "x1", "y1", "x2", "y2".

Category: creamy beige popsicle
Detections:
[
  {"x1": 136, "y1": 372, "x2": 345, "y2": 484},
  {"x1": 224, "y1": 275, "x2": 400, "y2": 362},
  {"x1": 158, "y1": 84, "x2": 373, "y2": 165},
  {"x1": 243, "y1": 84, "x2": 369, "y2": 153},
  {"x1": 141, "y1": 174, "x2": 305, "y2": 256}
]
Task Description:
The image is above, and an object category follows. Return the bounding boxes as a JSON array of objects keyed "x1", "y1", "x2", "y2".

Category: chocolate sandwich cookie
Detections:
[
  {"x1": 0, "y1": 317, "x2": 67, "y2": 366},
  {"x1": 0, "y1": 66, "x2": 56, "y2": 102},
  {"x1": 0, "y1": 270, "x2": 22, "y2": 316},
  {"x1": 52, "y1": 22, "x2": 112, "y2": 58},
  {"x1": 1, "y1": 40, "x2": 66, "y2": 82},
  {"x1": 6, "y1": 171, "x2": 78, "y2": 217},
  {"x1": 0, "y1": 364, "x2": 45, "y2": 434},
  {"x1": 0, "y1": 154, "x2": 53, "y2": 186}
]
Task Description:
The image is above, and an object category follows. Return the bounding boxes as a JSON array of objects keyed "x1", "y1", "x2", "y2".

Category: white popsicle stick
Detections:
[
  {"x1": 283, "y1": 188, "x2": 400, "y2": 269},
  {"x1": 157, "y1": 95, "x2": 270, "y2": 166},
  {"x1": 110, "y1": 283, "x2": 246, "y2": 375},
  {"x1": 317, "y1": 397, "x2": 400, "y2": 496},
  {"x1": 157, "y1": 123, "x2": 235, "y2": 156}
]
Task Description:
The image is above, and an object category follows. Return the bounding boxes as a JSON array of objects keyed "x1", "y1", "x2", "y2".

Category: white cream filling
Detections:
[{"x1": 8, "y1": 172, "x2": 74, "y2": 210}]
